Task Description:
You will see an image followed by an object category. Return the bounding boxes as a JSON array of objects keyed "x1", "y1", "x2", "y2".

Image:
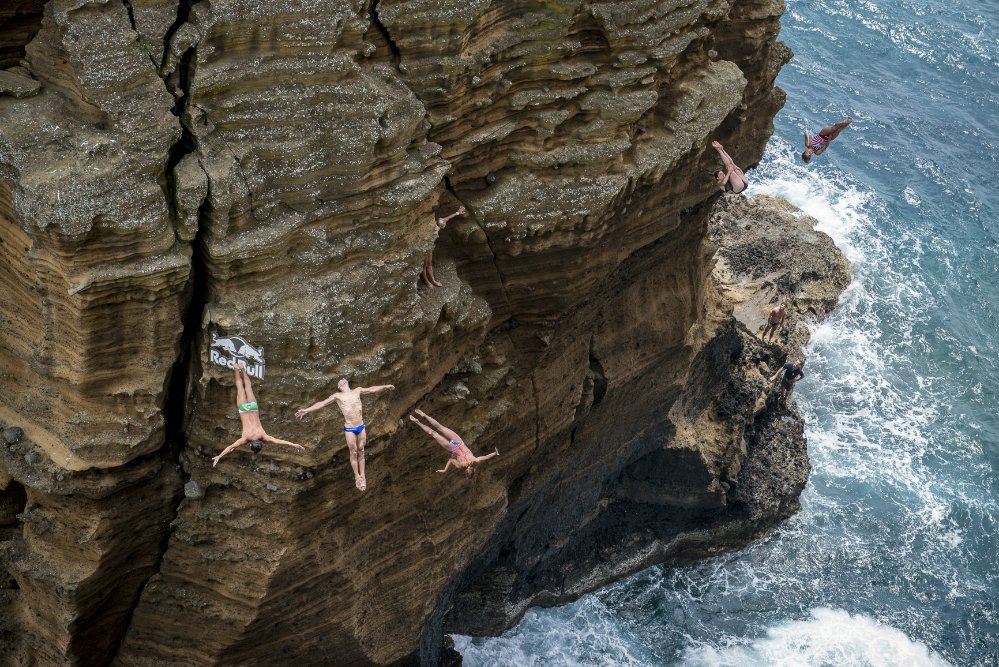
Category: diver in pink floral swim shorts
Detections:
[{"x1": 409, "y1": 409, "x2": 498, "y2": 478}]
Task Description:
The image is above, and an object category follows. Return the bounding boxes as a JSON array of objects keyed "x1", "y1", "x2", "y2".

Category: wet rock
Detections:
[
  {"x1": 23, "y1": 451, "x2": 40, "y2": 465},
  {"x1": 439, "y1": 635, "x2": 463, "y2": 667},
  {"x1": 3, "y1": 427, "x2": 23, "y2": 445}
]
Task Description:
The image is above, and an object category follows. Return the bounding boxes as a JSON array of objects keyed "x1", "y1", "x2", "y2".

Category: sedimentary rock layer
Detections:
[{"x1": 0, "y1": 1, "x2": 805, "y2": 665}]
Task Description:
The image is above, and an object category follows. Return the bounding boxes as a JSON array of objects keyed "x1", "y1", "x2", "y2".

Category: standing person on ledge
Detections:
[
  {"x1": 295, "y1": 379, "x2": 395, "y2": 492},
  {"x1": 761, "y1": 302, "x2": 788, "y2": 343},
  {"x1": 712, "y1": 141, "x2": 748, "y2": 194},
  {"x1": 213, "y1": 362, "x2": 306, "y2": 467},
  {"x1": 421, "y1": 205, "x2": 466, "y2": 288},
  {"x1": 409, "y1": 409, "x2": 498, "y2": 477},
  {"x1": 802, "y1": 117, "x2": 852, "y2": 163},
  {"x1": 771, "y1": 359, "x2": 805, "y2": 402}
]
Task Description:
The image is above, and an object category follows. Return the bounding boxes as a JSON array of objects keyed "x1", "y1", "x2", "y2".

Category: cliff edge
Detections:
[{"x1": 0, "y1": 1, "x2": 836, "y2": 665}]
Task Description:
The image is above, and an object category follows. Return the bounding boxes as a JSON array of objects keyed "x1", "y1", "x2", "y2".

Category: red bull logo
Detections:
[{"x1": 210, "y1": 332, "x2": 265, "y2": 379}]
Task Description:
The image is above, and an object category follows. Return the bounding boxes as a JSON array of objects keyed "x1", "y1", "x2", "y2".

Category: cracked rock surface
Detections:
[{"x1": 0, "y1": 1, "x2": 822, "y2": 665}]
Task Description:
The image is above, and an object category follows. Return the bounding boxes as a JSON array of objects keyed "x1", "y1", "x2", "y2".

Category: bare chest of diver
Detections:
[{"x1": 336, "y1": 393, "x2": 364, "y2": 425}]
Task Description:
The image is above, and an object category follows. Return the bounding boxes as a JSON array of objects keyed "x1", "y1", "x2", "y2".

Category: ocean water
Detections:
[{"x1": 455, "y1": 0, "x2": 999, "y2": 665}]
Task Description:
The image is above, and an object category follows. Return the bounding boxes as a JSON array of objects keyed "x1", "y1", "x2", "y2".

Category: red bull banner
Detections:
[{"x1": 209, "y1": 332, "x2": 266, "y2": 379}]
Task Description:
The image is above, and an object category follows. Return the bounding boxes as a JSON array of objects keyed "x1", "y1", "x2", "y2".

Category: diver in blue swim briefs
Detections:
[{"x1": 296, "y1": 378, "x2": 395, "y2": 492}]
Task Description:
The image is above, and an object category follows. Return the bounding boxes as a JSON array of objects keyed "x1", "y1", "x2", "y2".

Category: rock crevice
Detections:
[{"x1": 0, "y1": 1, "x2": 835, "y2": 665}]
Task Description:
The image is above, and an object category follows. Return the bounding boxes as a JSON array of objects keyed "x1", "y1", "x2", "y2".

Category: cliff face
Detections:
[{"x1": 0, "y1": 1, "x2": 797, "y2": 665}]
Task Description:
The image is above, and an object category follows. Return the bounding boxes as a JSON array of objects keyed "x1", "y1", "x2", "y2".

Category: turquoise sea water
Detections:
[{"x1": 456, "y1": 1, "x2": 999, "y2": 664}]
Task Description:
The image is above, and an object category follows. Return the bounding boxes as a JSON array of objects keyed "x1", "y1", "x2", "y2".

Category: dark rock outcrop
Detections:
[
  {"x1": 0, "y1": 1, "x2": 832, "y2": 665},
  {"x1": 437, "y1": 193, "x2": 850, "y2": 650}
]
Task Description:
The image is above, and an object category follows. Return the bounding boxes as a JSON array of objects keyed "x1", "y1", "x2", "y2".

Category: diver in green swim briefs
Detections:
[
  {"x1": 295, "y1": 378, "x2": 395, "y2": 492},
  {"x1": 212, "y1": 362, "x2": 306, "y2": 467}
]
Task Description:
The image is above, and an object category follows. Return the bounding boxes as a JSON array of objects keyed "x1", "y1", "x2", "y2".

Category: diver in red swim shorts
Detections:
[{"x1": 803, "y1": 117, "x2": 853, "y2": 163}]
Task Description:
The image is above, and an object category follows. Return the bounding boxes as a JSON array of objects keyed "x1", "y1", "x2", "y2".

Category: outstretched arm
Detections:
[
  {"x1": 359, "y1": 384, "x2": 395, "y2": 395},
  {"x1": 438, "y1": 206, "x2": 466, "y2": 225},
  {"x1": 213, "y1": 437, "x2": 248, "y2": 467},
  {"x1": 295, "y1": 395, "x2": 336, "y2": 419},
  {"x1": 474, "y1": 449, "x2": 500, "y2": 465},
  {"x1": 437, "y1": 458, "x2": 456, "y2": 474},
  {"x1": 770, "y1": 368, "x2": 784, "y2": 383},
  {"x1": 793, "y1": 372, "x2": 806, "y2": 383},
  {"x1": 262, "y1": 434, "x2": 306, "y2": 451},
  {"x1": 803, "y1": 130, "x2": 810, "y2": 147}
]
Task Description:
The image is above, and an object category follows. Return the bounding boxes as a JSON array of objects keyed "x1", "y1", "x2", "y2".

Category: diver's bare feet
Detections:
[
  {"x1": 415, "y1": 409, "x2": 428, "y2": 418},
  {"x1": 711, "y1": 140, "x2": 722, "y2": 149},
  {"x1": 409, "y1": 414, "x2": 419, "y2": 424},
  {"x1": 355, "y1": 476, "x2": 366, "y2": 492}
]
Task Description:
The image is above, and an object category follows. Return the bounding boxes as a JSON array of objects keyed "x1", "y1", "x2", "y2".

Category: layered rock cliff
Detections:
[{"x1": 0, "y1": 1, "x2": 807, "y2": 665}]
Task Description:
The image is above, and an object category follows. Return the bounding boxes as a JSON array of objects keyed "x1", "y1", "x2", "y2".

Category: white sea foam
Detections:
[
  {"x1": 751, "y1": 141, "x2": 988, "y2": 568},
  {"x1": 454, "y1": 595, "x2": 652, "y2": 667},
  {"x1": 745, "y1": 151, "x2": 872, "y2": 264},
  {"x1": 455, "y1": 75, "x2": 998, "y2": 665},
  {"x1": 681, "y1": 608, "x2": 953, "y2": 667}
]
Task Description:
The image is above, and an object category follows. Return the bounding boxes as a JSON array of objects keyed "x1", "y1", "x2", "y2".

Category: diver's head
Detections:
[
  {"x1": 337, "y1": 378, "x2": 350, "y2": 392},
  {"x1": 464, "y1": 464, "x2": 475, "y2": 478},
  {"x1": 250, "y1": 440, "x2": 264, "y2": 454},
  {"x1": 801, "y1": 148, "x2": 813, "y2": 164}
]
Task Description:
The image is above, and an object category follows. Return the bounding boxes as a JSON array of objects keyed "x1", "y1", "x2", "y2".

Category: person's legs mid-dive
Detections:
[
  {"x1": 414, "y1": 409, "x2": 461, "y2": 443},
  {"x1": 234, "y1": 364, "x2": 247, "y2": 407},
  {"x1": 356, "y1": 428, "x2": 367, "y2": 489},
  {"x1": 729, "y1": 167, "x2": 748, "y2": 193},
  {"x1": 344, "y1": 430, "x2": 365, "y2": 490},
  {"x1": 410, "y1": 414, "x2": 454, "y2": 451},
  {"x1": 820, "y1": 117, "x2": 852, "y2": 140},
  {"x1": 712, "y1": 141, "x2": 737, "y2": 171},
  {"x1": 241, "y1": 365, "x2": 257, "y2": 404}
]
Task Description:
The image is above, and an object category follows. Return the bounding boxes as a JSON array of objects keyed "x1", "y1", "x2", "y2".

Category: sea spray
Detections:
[
  {"x1": 681, "y1": 607, "x2": 952, "y2": 667},
  {"x1": 457, "y1": 0, "x2": 999, "y2": 662}
]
